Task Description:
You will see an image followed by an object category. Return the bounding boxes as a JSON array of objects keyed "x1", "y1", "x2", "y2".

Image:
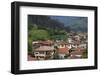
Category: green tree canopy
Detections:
[{"x1": 29, "y1": 29, "x2": 50, "y2": 41}]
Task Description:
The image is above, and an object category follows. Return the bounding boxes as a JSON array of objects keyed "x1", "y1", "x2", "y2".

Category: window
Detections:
[
  {"x1": 40, "y1": 52, "x2": 44, "y2": 54},
  {"x1": 34, "y1": 52, "x2": 39, "y2": 54}
]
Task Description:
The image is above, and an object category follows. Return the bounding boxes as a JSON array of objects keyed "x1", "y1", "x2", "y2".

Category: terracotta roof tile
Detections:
[
  {"x1": 35, "y1": 46, "x2": 54, "y2": 51},
  {"x1": 58, "y1": 47, "x2": 69, "y2": 54}
]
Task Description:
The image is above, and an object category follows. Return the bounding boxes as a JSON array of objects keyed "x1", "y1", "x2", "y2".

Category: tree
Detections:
[
  {"x1": 81, "y1": 49, "x2": 88, "y2": 58},
  {"x1": 28, "y1": 38, "x2": 32, "y2": 52},
  {"x1": 28, "y1": 15, "x2": 64, "y2": 31},
  {"x1": 53, "y1": 51, "x2": 59, "y2": 59},
  {"x1": 28, "y1": 28, "x2": 50, "y2": 52},
  {"x1": 64, "y1": 54, "x2": 70, "y2": 58},
  {"x1": 28, "y1": 24, "x2": 38, "y2": 30},
  {"x1": 30, "y1": 29, "x2": 50, "y2": 41},
  {"x1": 53, "y1": 46, "x2": 59, "y2": 59}
]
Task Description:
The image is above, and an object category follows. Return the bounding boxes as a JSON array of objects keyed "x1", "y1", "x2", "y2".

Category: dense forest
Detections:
[
  {"x1": 51, "y1": 16, "x2": 88, "y2": 32},
  {"x1": 28, "y1": 15, "x2": 65, "y2": 30}
]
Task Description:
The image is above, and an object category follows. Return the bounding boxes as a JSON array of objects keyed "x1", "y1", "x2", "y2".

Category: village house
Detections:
[
  {"x1": 66, "y1": 43, "x2": 72, "y2": 49},
  {"x1": 32, "y1": 40, "x2": 55, "y2": 60},
  {"x1": 55, "y1": 41, "x2": 70, "y2": 59},
  {"x1": 33, "y1": 46, "x2": 54, "y2": 60},
  {"x1": 74, "y1": 35, "x2": 80, "y2": 41},
  {"x1": 72, "y1": 41, "x2": 80, "y2": 48},
  {"x1": 58, "y1": 47, "x2": 70, "y2": 59},
  {"x1": 67, "y1": 37, "x2": 73, "y2": 43},
  {"x1": 78, "y1": 43, "x2": 87, "y2": 49},
  {"x1": 68, "y1": 47, "x2": 83, "y2": 59},
  {"x1": 57, "y1": 41, "x2": 67, "y2": 48}
]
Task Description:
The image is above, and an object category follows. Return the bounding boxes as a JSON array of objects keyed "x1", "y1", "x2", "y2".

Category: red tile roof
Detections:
[
  {"x1": 58, "y1": 47, "x2": 69, "y2": 54},
  {"x1": 76, "y1": 48, "x2": 81, "y2": 51},
  {"x1": 70, "y1": 50, "x2": 83, "y2": 55}
]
